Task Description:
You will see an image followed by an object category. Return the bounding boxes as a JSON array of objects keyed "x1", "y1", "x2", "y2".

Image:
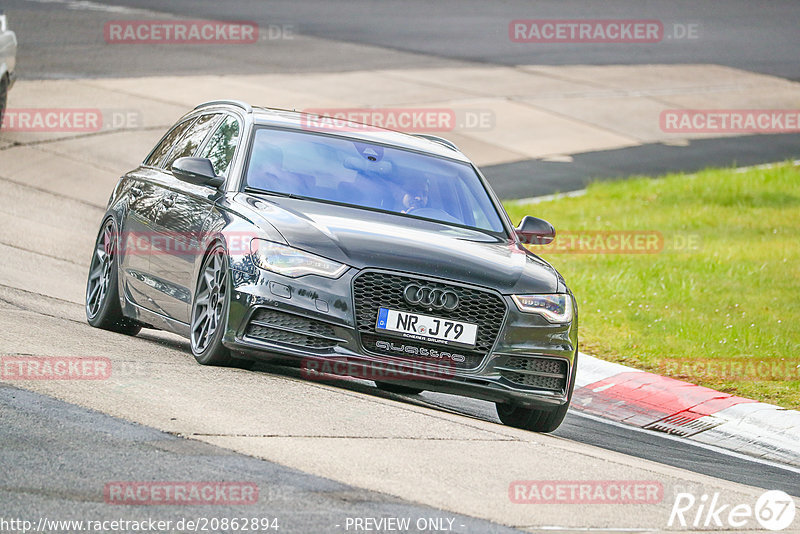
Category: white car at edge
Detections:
[{"x1": 0, "y1": 10, "x2": 17, "y2": 129}]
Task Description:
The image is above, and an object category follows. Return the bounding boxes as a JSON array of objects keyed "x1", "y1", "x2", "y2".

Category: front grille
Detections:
[
  {"x1": 497, "y1": 356, "x2": 568, "y2": 392},
  {"x1": 245, "y1": 308, "x2": 339, "y2": 350},
  {"x1": 352, "y1": 271, "x2": 507, "y2": 369},
  {"x1": 504, "y1": 356, "x2": 565, "y2": 375}
]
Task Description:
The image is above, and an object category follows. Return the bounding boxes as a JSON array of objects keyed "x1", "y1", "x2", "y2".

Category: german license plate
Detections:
[{"x1": 376, "y1": 307, "x2": 478, "y2": 348}]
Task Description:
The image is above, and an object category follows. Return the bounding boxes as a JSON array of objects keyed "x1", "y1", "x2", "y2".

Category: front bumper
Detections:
[{"x1": 223, "y1": 262, "x2": 578, "y2": 409}]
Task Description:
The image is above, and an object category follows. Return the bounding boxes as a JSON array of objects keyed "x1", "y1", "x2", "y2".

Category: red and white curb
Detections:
[{"x1": 573, "y1": 353, "x2": 800, "y2": 467}]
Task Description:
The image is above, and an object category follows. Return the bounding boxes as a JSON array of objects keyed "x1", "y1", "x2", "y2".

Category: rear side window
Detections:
[
  {"x1": 198, "y1": 115, "x2": 241, "y2": 177},
  {"x1": 163, "y1": 113, "x2": 221, "y2": 171},
  {"x1": 144, "y1": 118, "x2": 195, "y2": 167}
]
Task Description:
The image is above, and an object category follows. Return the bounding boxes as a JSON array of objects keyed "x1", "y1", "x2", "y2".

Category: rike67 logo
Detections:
[{"x1": 669, "y1": 490, "x2": 796, "y2": 531}]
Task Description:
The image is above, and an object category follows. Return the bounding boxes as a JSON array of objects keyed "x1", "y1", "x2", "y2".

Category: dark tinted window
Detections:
[
  {"x1": 198, "y1": 115, "x2": 241, "y2": 177},
  {"x1": 144, "y1": 118, "x2": 195, "y2": 167},
  {"x1": 163, "y1": 113, "x2": 220, "y2": 171}
]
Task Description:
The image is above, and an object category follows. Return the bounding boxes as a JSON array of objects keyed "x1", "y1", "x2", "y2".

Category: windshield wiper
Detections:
[{"x1": 244, "y1": 186, "x2": 305, "y2": 200}]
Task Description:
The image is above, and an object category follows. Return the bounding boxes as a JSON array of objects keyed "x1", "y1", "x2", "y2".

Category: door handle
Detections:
[
  {"x1": 161, "y1": 196, "x2": 175, "y2": 208},
  {"x1": 130, "y1": 186, "x2": 142, "y2": 197}
]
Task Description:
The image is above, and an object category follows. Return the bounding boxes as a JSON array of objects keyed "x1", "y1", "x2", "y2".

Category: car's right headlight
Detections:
[
  {"x1": 512, "y1": 294, "x2": 573, "y2": 323},
  {"x1": 250, "y1": 239, "x2": 348, "y2": 279}
]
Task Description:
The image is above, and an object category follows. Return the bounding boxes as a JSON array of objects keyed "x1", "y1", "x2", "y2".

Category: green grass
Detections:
[{"x1": 504, "y1": 162, "x2": 800, "y2": 409}]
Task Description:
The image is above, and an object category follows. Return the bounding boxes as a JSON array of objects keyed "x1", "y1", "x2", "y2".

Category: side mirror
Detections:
[
  {"x1": 171, "y1": 157, "x2": 224, "y2": 188},
  {"x1": 515, "y1": 216, "x2": 556, "y2": 245}
]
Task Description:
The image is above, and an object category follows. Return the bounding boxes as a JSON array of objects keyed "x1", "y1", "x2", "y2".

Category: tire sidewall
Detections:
[
  {"x1": 0, "y1": 75, "x2": 7, "y2": 130},
  {"x1": 86, "y1": 217, "x2": 120, "y2": 326},
  {"x1": 190, "y1": 244, "x2": 231, "y2": 365}
]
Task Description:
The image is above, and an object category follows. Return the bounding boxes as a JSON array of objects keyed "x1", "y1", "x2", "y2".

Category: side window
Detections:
[
  {"x1": 162, "y1": 113, "x2": 221, "y2": 171},
  {"x1": 144, "y1": 118, "x2": 195, "y2": 167},
  {"x1": 198, "y1": 115, "x2": 241, "y2": 177}
]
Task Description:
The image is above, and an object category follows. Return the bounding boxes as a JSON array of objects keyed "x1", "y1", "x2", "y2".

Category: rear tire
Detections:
[
  {"x1": 374, "y1": 381, "x2": 424, "y2": 395},
  {"x1": 85, "y1": 217, "x2": 142, "y2": 336},
  {"x1": 495, "y1": 402, "x2": 569, "y2": 433}
]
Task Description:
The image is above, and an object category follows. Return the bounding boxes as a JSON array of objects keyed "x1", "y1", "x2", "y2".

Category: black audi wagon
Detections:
[{"x1": 86, "y1": 100, "x2": 578, "y2": 432}]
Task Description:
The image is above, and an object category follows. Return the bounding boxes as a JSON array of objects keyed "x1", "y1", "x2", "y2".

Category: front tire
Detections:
[
  {"x1": 85, "y1": 217, "x2": 142, "y2": 335},
  {"x1": 495, "y1": 402, "x2": 569, "y2": 433},
  {"x1": 190, "y1": 244, "x2": 237, "y2": 366},
  {"x1": 497, "y1": 353, "x2": 578, "y2": 432},
  {"x1": 374, "y1": 381, "x2": 424, "y2": 395},
  {"x1": 0, "y1": 75, "x2": 7, "y2": 129}
]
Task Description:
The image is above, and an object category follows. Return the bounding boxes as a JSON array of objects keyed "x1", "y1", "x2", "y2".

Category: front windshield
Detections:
[{"x1": 244, "y1": 127, "x2": 506, "y2": 233}]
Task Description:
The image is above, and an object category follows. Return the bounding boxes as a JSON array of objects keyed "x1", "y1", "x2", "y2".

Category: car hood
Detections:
[{"x1": 236, "y1": 194, "x2": 561, "y2": 294}]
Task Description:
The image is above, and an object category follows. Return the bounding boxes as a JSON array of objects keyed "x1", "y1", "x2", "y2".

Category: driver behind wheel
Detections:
[{"x1": 401, "y1": 176, "x2": 430, "y2": 213}]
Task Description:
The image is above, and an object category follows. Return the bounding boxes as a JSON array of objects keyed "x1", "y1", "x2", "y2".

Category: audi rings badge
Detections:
[{"x1": 403, "y1": 283, "x2": 459, "y2": 311}]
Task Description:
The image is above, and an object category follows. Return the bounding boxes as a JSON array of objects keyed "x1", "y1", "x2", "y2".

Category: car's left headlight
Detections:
[
  {"x1": 250, "y1": 239, "x2": 348, "y2": 279},
  {"x1": 512, "y1": 294, "x2": 573, "y2": 323}
]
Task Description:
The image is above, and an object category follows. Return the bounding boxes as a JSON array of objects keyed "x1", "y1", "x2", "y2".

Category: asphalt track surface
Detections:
[
  {"x1": 487, "y1": 133, "x2": 800, "y2": 198},
  {"x1": 6, "y1": 0, "x2": 800, "y2": 197},
  {"x1": 0, "y1": 385, "x2": 525, "y2": 533},
  {"x1": 254, "y1": 365, "x2": 800, "y2": 497},
  {"x1": 14, "y1": 0, "x2": 800, "y2": 80},
  {"x1": 1, "y1": 0, "x2": 799, "y2": 531}
]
